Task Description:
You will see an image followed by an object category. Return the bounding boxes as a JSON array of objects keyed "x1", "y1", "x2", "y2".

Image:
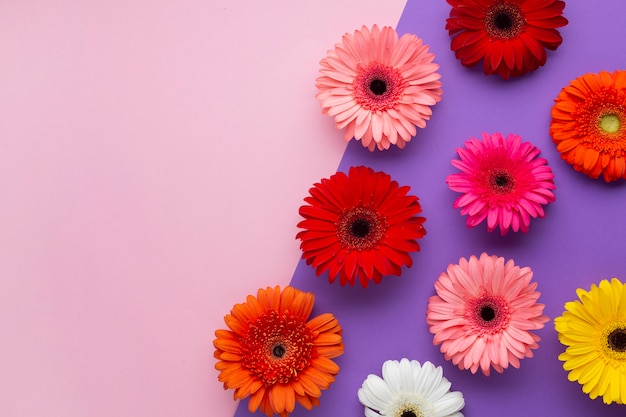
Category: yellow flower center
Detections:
[{"x1": 600, "y1": 113, "x2": 621, "y2": 134}]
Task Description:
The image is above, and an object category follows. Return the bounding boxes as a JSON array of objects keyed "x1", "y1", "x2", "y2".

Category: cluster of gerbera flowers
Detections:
[
  {"x1": 212, "y1": 2, "x2": 626, "y2": 416},
  {"x1": 314, "y1": 1, "x2": 625, "y2": 186},
  {"x1": 213, "y1": 285, "x2": 468, "y2": 417},
  {"x1": 316, "y1": 1, "x2": 570, "y2": 153}
]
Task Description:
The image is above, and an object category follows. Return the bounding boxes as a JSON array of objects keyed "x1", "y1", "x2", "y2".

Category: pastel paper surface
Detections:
[
  {"x1": 233, "y1": 0, "x2": 626, "y2": 416},
  {"x1": 0, "y1": 1, "x2": 405, "y2": 416}
]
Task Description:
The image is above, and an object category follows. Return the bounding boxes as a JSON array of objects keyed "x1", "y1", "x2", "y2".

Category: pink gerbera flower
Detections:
[
  {"x1": 446, "y1": 132, "x2": 556, "y2": 235},
  {"x1": 426, "y1": 253, "x2": 549, "y2": 376},
  {"x1": 316, "y1": 25, "x2": 443, "y2": 151}
]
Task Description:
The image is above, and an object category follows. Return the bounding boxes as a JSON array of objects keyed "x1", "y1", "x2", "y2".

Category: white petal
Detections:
[
  {"x1": 399, "y1": 359, "x2": 416, "y2": 393},
  {"x1": 433, "y1": 392, "x2": 465, "y2": 417},
  {"x1": 358, "y1": 375, "x2": 393, "y2": 411},
  {"x1": 365, "y1": 407, "x2": 383, "y2": 417},
  {"x1": 381, "y1": 360, "x2": 403, "y2": 396}
]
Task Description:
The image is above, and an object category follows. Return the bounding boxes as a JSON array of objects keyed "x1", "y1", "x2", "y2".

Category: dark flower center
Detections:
[
  {"x1": 484, "y1": 3, "x2": 525, "y2": 40},
  {"x1": 494, "y1": 174, "x2": 509, "y2": 188},
  {"x1": 608, "y1": 328, "x2": 626, "y2": 352},
  {"x1": 353, "y1": 62, "x2": 406, "y2": 111},
  {"x1": 467, "y1": 294, "x2": 511, "y2": 335},
  {"x1": 494, "y1": 12, "x2": 513, "y2": 30},
  {"x1": 369, "y1": 79, "x2": 387, "y2": 95},
  {"x1": 272, "y1": 344, "x2": 286, "y2": 358},
  {"x1": 337, "y1": 206, "x2": 387, "y2": 251},
  {"x1": 350, "y1": 218, "x2": 371, "y2": 238},
  {"x1": 489, "y1": 170, "x2": 516, "y2": 194},
  {"x1": 480, "y1": 306, "x2": 496, "y2": 322},
  {"x1": 401, "y1": 411, "x2": 417, "y2": 417}
]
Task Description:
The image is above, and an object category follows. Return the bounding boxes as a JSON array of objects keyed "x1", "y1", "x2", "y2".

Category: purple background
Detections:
[{"x1": 235, "y1": 0, "x2": 626, "y2": 416}]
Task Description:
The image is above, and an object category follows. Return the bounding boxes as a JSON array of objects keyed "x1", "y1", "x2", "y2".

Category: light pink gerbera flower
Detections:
[
  {"x1": 426, "y1": 253, "x2": 549, "y2": 376},
  {"x1": 446, "y1": 132, "x2": 556, "y2": 235},
  {"x1": 316, "y1": 25, "x2": 443, "y2": 151}
]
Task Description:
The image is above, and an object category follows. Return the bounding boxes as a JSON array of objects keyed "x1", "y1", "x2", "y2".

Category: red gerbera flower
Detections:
[
  {"x1": 296, "y1": 166, "x2": 426, "y2": 287},
  {"x1": 446, "y1": 0, "x2": 568, "y2": 79}
]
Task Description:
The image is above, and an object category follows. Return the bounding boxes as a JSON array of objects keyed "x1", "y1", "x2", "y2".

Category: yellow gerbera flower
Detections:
[{"x1": 554, "y1": 278, "x2": 626, "y2": 404}]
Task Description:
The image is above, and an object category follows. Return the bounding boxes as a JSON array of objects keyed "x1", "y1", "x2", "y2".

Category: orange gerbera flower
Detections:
[
  {"x1": 550, "y1": 70, "x2": 626, "y2": 182},
  {"x1": 213, "y1": 286, "x2": 344, "y2": 417}
]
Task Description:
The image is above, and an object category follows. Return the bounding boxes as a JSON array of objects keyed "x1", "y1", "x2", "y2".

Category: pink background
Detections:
[{"x1": 0, "y1": 1, "x2": 406, "y2": 416}]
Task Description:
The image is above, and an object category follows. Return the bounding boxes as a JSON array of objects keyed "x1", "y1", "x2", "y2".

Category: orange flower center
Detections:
[
  {"x1": 337, "y1": 206, "x2": 387, "y2": 251},
  {"x1": 484, "y1": 2, "x2": 526, "y2": 40},
  {"x1": 240, "y1": 310, "x2": 314, "y2": 386},
  {"x1": 353, "y1": 62, "x2": 406, "y2": 111},
  {"x1": 466, "y1": 294, "x2": 511, "y2": 335}
]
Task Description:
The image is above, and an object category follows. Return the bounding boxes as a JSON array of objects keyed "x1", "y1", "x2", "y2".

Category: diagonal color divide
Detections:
[{"x1": 234, "y1": 1, "x2": 626, "y2": 416}]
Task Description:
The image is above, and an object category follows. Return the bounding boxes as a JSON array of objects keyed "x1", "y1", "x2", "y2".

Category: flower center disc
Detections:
[
  {"x1": 600, "y1": 113, "x2": 621, "y2": 134},
  {"x1": 467, "y1": 294, "x2": 511, "y2": 335},
  {"x1": 608, "y1": 328, "x2": 626, "y2": 352},
  {"x1": 272, "y1": 344, "x2": 286, "y2": 358},
  {"x1": 370, "y1": 79, "x2": 387, "y2": 95},
  {"x1": 481, "y1": 306, "x2": 496, "y2": 321},
  {"x1": 396, "y1": 407, "x2": 424, "y2": 417},
  {"x1": 350, "y1": 218, "x2": 371, "y2": 238},
  {"x1": 241, "y1": 310, "x2": 314, "y2": 386},
  {"x1": 337, "y1": 206, "x2": 387, "y2": 251},
  {"x1": 353, "y1": 62, "x2": 406, "y2": 111},
  {"x1": 489, "y1": 170, "x2": 516, "y2": 194},
  {"x1": 494, "y1": 12, "x2": 514, "y2": 30},
  {"x1": 484, "y1": 3, "x2": 525, "y2": 40}
]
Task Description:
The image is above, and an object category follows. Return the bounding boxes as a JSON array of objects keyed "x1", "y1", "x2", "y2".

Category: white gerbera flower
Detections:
[{"x1": 358, "y1": 359, "x2": 464, "y2": 417}]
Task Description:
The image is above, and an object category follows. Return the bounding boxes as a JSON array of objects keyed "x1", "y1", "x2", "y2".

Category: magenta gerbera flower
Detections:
[
  {"x1": 426, "y1": 253, "x2": 549, "y2": 376},
  {"x1": 316, "y1": 25, "x2": 443, "y2": 151},
  {"x1": 446, "y1": 132, "x2": 556, "y2": 235}
]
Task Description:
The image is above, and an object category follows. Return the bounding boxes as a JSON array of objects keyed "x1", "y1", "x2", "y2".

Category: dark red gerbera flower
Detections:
[
  {"x1": 296, "y1": 166, "x2": 426, "y2": 287},
  {"x1": 446, "y1": 0, "x2": 568, "y2": 79}
]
